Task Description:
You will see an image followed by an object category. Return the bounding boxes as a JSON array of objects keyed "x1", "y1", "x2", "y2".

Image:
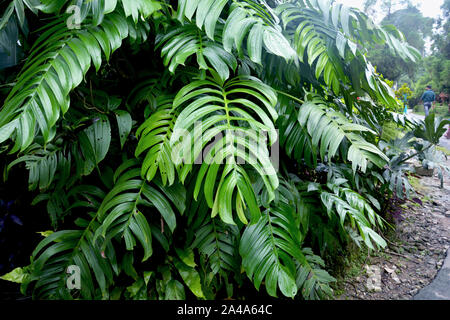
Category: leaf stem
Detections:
[{"x1": 275, "y1": 90, "x2": 304, "y2": 104}]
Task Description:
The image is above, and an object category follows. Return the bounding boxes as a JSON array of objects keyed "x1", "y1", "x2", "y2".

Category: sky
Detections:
[{"x1": 335, "y1": 0, "x2": 445, "y2": 23}]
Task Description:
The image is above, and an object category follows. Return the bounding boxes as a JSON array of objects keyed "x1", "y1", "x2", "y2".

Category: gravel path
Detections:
[
  {"x1": 338, "y1": 157, "x2": 450, "y2": 300},
  {"x1": 408, "y1": 110, "x2": 450, "y2": 300},
  {"x1": 414, "y1": 251, "x2": 450, "y2": 300}
]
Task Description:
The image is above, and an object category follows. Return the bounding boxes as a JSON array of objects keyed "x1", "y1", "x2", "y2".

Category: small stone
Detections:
[
  {"x1": 409, "y1": 289, "x2": 418, "y2": 295},
  {"x1": 392, "y1": 277, "x2": 401, "y2": 284},
  {"x1": 384, "y1": 266, "x2": 395, "y2": 274}
]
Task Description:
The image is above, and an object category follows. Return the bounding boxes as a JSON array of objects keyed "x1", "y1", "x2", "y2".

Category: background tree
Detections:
[
  {"x1": 363, "y1": 1, "x2": 432, "y2": 82},
  {"x1": 411, "y1": 0, "x2": 450, "y2": 108}
]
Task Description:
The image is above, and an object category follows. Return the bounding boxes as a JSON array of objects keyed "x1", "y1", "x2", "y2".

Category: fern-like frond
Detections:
[
  {"x1": 23, "y1": 187, "x2": 115, "y2": 299},
  {"x1": 135, "y1": 95, "x2": 177, "y2": 185},
  {"x1": 276, "y1": 95, "x2": 317, "y2": 167},
  {"x1": 191, "y1": 216, "x2": 240, "y2": 275},
  {"x1": 239, "y1": 196, "x2": 335, "y2": 299},
  {"x1": 178, "y1": 0, "x2": 297, "y2": 63},
  {"x1": 170, "y1": 74, "x2": 278, "y2": 225},
  {"x1": 320, "y1": 181, "x2": 387, "y2": 250},
  {"x1": 295, "y1": 248, "x2": 336, "y2": 300},
  {"x1": 95, "y1": 159, "x2": 186, "y2": 261},
  {"x1": 279, "y1": 1, "x2": 420, "y2": 103},
  {"x1": 121, "y1": 0, "x2": 162, "y2": 23},
  {"x1": 6, "y1": 143, "x2": 68, "y2": 191},
  {"x1": 156, "y1": 23, "x2": 237, "y2": 83},
  {"x1": 0, "y1": 13, "x2": 128, "y2": 151},
  {"x1": 240, "y1": 202, "x2": 301, "y2": 298},
  {"x1": 298, "y1": 93, "x2": 389, "y2": 173},
  {"x1": 293, "y1": 19, "x2": 344, "y2": 94},
  {"x1": 24, "y1": 228, "x2": 117, "y2": 299},
  {"x1": 37, "y1": 0, "x2": 161, "y2": 24}
]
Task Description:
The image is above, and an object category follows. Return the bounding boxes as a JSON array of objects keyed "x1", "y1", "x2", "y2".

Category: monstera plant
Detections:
[{"x1": 0, "y1": 0, "x2": 422, "y2": 300}]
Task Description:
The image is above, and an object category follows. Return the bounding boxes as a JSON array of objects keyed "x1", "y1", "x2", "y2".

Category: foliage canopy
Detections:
[{"x1": 0, "y1": 0, "x2": 429, "y2": 300}]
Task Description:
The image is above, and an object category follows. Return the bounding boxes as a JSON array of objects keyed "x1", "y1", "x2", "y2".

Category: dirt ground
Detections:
[{"x1": 337, "y1": 158, "x2": 450, "y2": 300}]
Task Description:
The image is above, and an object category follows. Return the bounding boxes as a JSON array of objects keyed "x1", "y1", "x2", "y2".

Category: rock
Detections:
[
  {"x1": 384, "y1": 266, "x2": 396, "y2": 274},
  {"x1": 409, "y1": 289, "x2": 418, "y2": 295},
  {"x1": 365, "y1": 265, "x2": 382, "y2": 292},
  {"x1": 338, "y1": 159, "x2": 450, "y2": 300},
  {"x1": 392, "y1": 276, "x2": 401, "y2": 284}
]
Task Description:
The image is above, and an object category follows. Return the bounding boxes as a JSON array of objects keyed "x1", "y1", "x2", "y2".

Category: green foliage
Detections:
[
  {"x1": 413, "y1": 56, "x2": 450, "y2": 103},
  {"x1": 0, "y1": 12, "x2": 129, "y2": 151},
  {"x1": 364, "y1": 3, "x2": 431, "y2": 82},
  {"x1": 395, "y1": 83, "x2": 413, "y2": 100},
  {"x1": 414, "y1": 113, "x2": 450, "y2": 145},
  {"x1": 0, "y1": 266, "x2": 29, "y2": 283},
  {"x1": 0, "y1": 0, "x2": 423, "y2": 300},
  {"x1": 298, "y1": 93, "x2": 389, "y2": 173},
  {"x1": 135, "y1": 95, "x2": 177, "y2": 185},
  {"x1": 420, "y1": 146, "x2": 450, "y2": 188}
]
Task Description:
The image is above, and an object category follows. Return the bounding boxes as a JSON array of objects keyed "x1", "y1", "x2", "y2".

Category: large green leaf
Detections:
[
  {"x1": 178, "y1": 0, "x2": 297, "y2": 63},
  {"x1": 240, "y1": 203, "x2": 303, "y2": 298},
  {"x1": 24, "y1": 228, "x2": 116, "y2": 299},
  {"x1": 156, "y1": 23, "x2": 237, "y2": 82},
  {"x1": 95, "y1": 159, "x2": 186, "y2": 261},
  {"x1": 297, "y1": 93, "x2": 389, "y2": 173},
  {"x1": 191, "y1": 216, "x2": 239, "y2": 274},
  {"x1": 320, "y1": 181, "x2": 387, "y2": 250},
  {"x1": 0, "y1": 13, "x2": 128, "y2": 152},
  {"x1": 170, "y1": 74, "x2": 279, "y2": 225},
  {"x1": 414, "y1": 114, "x2": 450, "y2": 145},
  {"x1": 135, "y1": 95, "x2": 177, "y2": 185}
]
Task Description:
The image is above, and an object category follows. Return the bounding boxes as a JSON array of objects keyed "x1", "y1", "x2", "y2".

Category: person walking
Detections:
[{"x1": 420, "y1": 85, "x2": 436, "y2": 117}]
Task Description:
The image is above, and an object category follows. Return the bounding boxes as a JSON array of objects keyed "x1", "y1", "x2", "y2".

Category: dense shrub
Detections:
[{"x1": 0, "y1": 0, "x2": 429, "y2": 300}]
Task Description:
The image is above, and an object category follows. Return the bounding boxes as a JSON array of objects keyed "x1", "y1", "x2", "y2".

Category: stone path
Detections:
[
  {"x1": 338, "y1": 158, "x2": 450, "y2": 300},
  {"x1": 336, "y1": 111, "x2": 450, "y2": 300},
  {"x1": 414, "y1": 251, "x2": 450, "y2": 300},
  {"x1": 410, "y1": 110, "x2": 450, "y2": 300}
]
